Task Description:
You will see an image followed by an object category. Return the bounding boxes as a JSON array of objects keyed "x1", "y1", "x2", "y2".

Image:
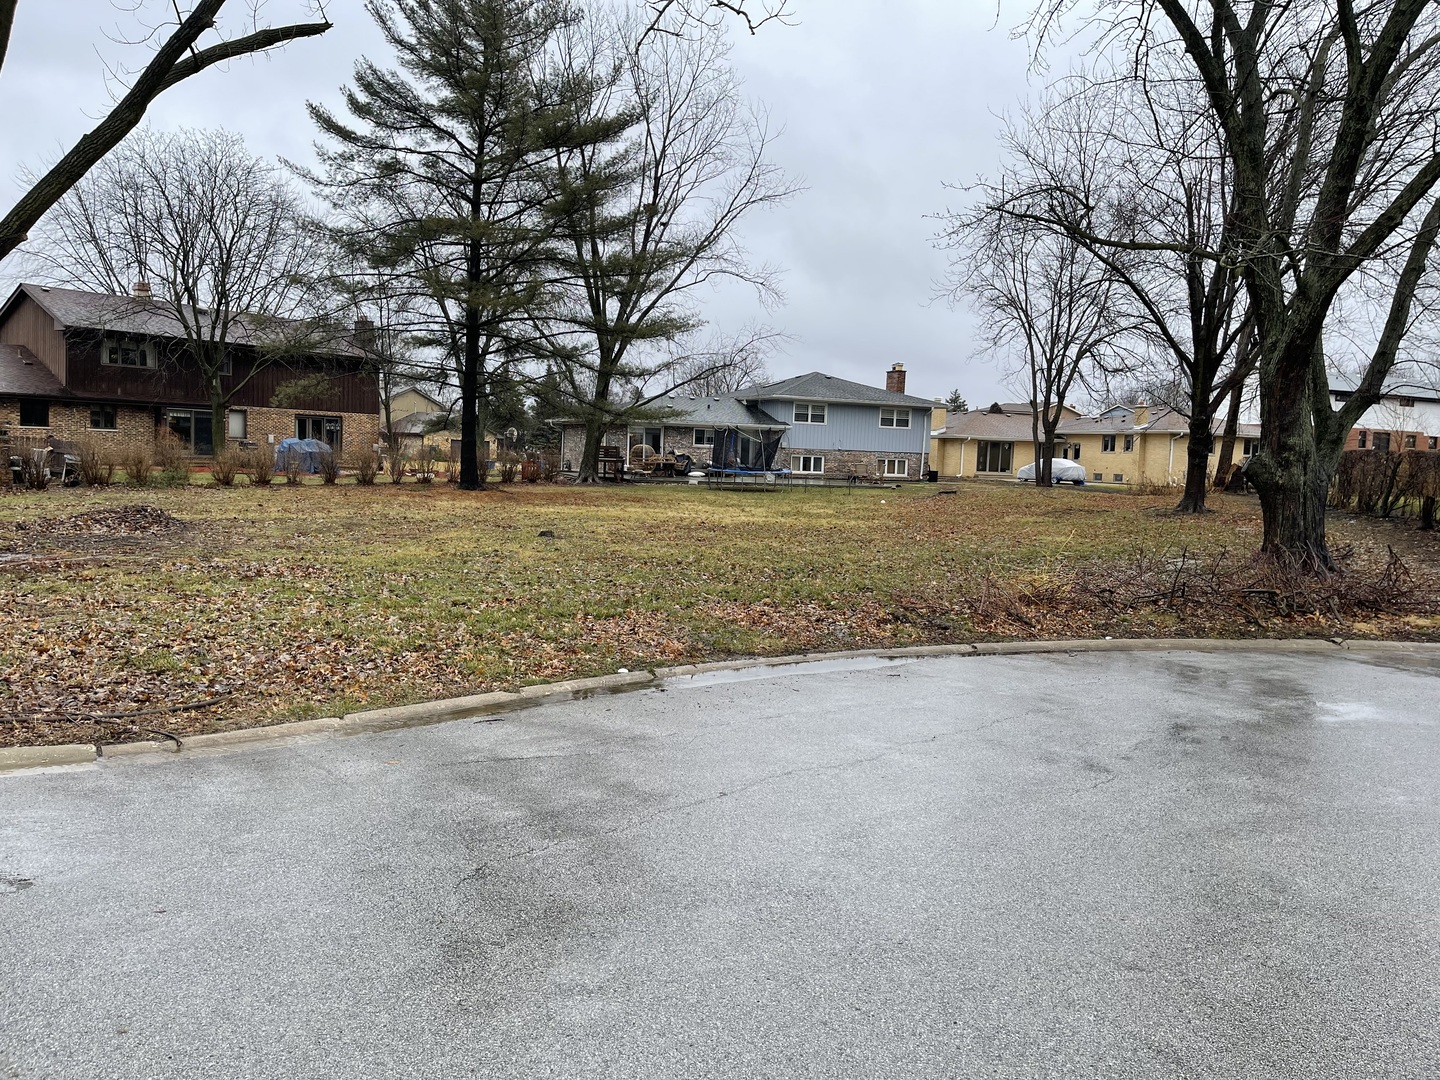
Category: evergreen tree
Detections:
[{"x1": 302, "y1": 0, "x2": 582, "y2": 489}]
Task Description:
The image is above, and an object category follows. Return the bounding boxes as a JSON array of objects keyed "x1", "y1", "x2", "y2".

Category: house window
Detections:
[
  {"x1": 1405, "y1": 433, "x2": 1418, "y2": 449},
  {"x1": 1374, "y1": 432, "x2": 1391, "y2": 452},
  {"x1": 1398, "y1": 396, "x2": 1416, "y2": 408},
  {"x1": 1102, "y1": 434, "x2": 1117, "y2": 453},
  {"x1": 1063, "y1": 443, "x2": 1081, "y2": 461},
  {"x1": 1113, "y1": 473, "x2": 1125, "y2": 483},
  {"x1": 1358, "y1": 431, "x2": 1367, "y2": 449},
  {"x1": 1123, "y1": 434, "x2": 1135, "y2": 452},
  {"x1": 793, "y1": 402, "x2": 826, "y2": 424},
  {"x1": 1092, "y1": 472, "x2": 1103, "y2": 482},
  {"x1": 793, "y1": 454, "x2": 825, "y2": 474},
  {"x1": 879, "y1": 408, "x2": 910, "y2": 429},
  {"x1": 976, "y1": 441, "x2": 1012, "y2": 473},
  {"x1": 89, "y1": 405, "x2": 118, "y2": 430},
  {"x1": 693, "y1": 428, "x2": 715, "y2": 446},
  {"x1": 227, "y1": 409, "x2": 247, "y2": 439},
  {"x1": 18, "y1": 400, "x2": 49, "y2": 427},
  {"x1": 218, "y1": 356, "x2": 233, "y2": 377},
  {"x1": 1430, "y1": 437, "x2": 1438, "y2": 451},
  {"x1": 165, "y1": 409, "x2": 213, "y2": 456},
  {"x1": 1242, "y1": 438, "x2": 1259, "y2": 457},
  {"x1": 880, "y1": 458, "x2": 908, "y2": 477},
  {"x1": 103, "y1": 337, "x2": 153, "y2": 368},
  {"x1": 297, "y1": 414, "x2": 342, "y2": 450}
]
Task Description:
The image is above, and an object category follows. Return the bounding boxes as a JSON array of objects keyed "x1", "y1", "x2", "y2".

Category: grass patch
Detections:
[{"x1": 1, "y1": 481, "x2": 1436, "y2": 746}]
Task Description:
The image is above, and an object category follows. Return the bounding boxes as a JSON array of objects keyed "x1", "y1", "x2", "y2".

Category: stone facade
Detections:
[
  {"x1": 782, "y1": 447, "x2": 924, "y2": 481},
  {"x1": 238, "y1": 406, "x2": 382, "y2": 462}
]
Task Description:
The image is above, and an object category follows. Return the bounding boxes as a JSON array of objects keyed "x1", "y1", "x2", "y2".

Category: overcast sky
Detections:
[{"x1": 0, "y1": 0, "x2": 1047, "y2": 406}]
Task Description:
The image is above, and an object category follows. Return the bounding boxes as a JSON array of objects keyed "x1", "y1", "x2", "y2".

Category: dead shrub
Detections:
[
  {"x1": 1402, "y1": 451, "x2": 1440, "y2": 530},
  {"x1": 317, "y1": 449, "x2": 341, "y2": 485},
  {"x1": 153, "y1": 431, "x2": 189, "y2": 486},
  {"x1": 413, "y1": 445, "x2": 437, "y2": 484},
  {"x1": 120, "y1": 444, "x2": 154, "y2": 487},
  {"x1": 210, "y1": 446, "x2": 243, "y2": 487},
  {"x1": 12, "y1": 437, "x2": 50, "y2": 490},
  {"x1": 496, "y1": 451, "x2": 520, "y2": 484},
  {"x1": 351, "y1": 448, "x2": 380, "y2": 486},
  {"x1": 75, "y1": 437, "x2": 115, "y2": 487},
  {"x1": 389, "y1": 450, "x2": 408, "y2": 484},
  {"x1": 1333, "y1": 450, "x2": 1404, "y2": 516},
  {"x1": 244, "y1": 442, "x2": 276, "y2": 486},
  {"x1": 281, "y1": 447, "x2": 303, "y2": 484},
  {"x1": 540, "y1": 449, "x2": 562, "y2": 482}
]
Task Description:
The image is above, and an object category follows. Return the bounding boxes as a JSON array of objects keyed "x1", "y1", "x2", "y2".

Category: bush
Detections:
[
  {"x1": 280, "y1": 447, "x2": 303, "y2": 485},
  {"x1": 210, "y1": 446, "x2": 243, "y2": 487},
  {"x1": 245, "y1": 442, "x2": 276, "y2": 486},
  {"x1": 154, "y1": 431, "x2": 189, "y2": 486},
  {"x1": 13, "y1": 437, "x2": 49, "y2": 490},
  {"x1": 120, "y1": 444, "x2": 154, "y2": 487},
  {"x1": 318, "y1": 449, "x2": 341, "y2": 485},
  {"x1": 540, "y1": 449, "x2": 562, "y2": 482},
  {"x1": 389, "y1": 450, "x2": 408, "y2": 484},
  {"x1": 496, "y1": 451, "x2": 520, "y2": 484},
  {"x1": 351, "y1": 448, "x2": 380, "y2": 486},
  {"x1": 75, "y1": 437, "x2": 115, "y2": 487},
  {"x1": 413, "y1": 445, "x2": 437, "y2": 484}
]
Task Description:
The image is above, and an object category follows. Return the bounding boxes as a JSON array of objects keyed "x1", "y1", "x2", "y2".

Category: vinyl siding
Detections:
[{"x1": 763, "y1": 400, "x2": 931, "y2": 453}]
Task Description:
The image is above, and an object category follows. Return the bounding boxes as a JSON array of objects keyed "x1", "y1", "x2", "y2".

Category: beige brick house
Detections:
[{"x1": 0, "y1": 283, "x2": 381, "y2": 459}]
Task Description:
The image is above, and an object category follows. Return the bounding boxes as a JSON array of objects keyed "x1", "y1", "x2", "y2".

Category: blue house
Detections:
[
  {"x1": 733, "y1": 365, "x2": 935, "y2": 480},
  {"x1": 555, "y1": 365, "x2": 935, "y2": 481}
]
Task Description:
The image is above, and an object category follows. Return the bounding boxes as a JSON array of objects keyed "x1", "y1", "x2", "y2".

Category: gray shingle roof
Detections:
[
  {"x1": 1329, "y1": 372, "x2": 1440, "y2": 402},
  {"x1": 12, "y1": 284, "x2": 366, "y2": 356},
  {"x1": 933, "y1": 410, "x2": 1043, "y2": 441},
  {"x1": 647, "y1": 394, "x2": 787, "y2": 429},
  {"x1": 0, "y1": 345, "x2": 68, "y2": 398},
  {"x1": 734, "y1": 371, "x2": 935, "y2": 408}
]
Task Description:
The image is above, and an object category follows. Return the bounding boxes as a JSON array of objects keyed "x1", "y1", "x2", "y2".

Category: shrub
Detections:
[
  {"x1": 389, "y1": 450, "x2": 408, "y2": 484},
  {"x1": 281, "y1": 447, "x2": 303, "y2": 485},
  {"x1": 496, "y1": 451, "x2": 520, "y2": 484},
  {"x1": 539, "y1": 450, "x2": 562, "y2": 482},
  {"x1": 75, "y1": 437, "x2": 115, "y2": 487},
  {"x1": 413, "y1": 445, "x2": 437, "y2": 484},
  {"x1": 120, "y1": 444, "x2": 154, "y2": 487},
  {"x1": 245, "y1": 442, "x2": 276, "y2": 486},
  {"x1": 154, "y1": 431, "x2": 189, "y2": 486},
  {"x1": 210, "y1": 446, "x2": 243, "y2": 487},
  {"x1": 317, "y1": 449, "x2": 341, "y2": 485},
  {"x1": 13, "y1": 437, "x2": 49, "y2": 490},
  {"x1": 351, "y1": 449, "x2": 380, "y2": 486}
]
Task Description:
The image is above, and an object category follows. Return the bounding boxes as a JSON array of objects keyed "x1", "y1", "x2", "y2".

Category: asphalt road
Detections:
[{"x1": 3, "y1": 648, "x2": 1440, "y2": 1079}]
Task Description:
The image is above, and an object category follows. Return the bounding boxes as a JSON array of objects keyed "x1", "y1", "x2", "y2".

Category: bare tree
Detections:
[
  {"x1": 983, "y1": 78, "x2": 1253, "y2": 511},
  {"x1": 32, "y1": 127, "x2": 337, "y2": 457},
  {"x1": 0, "y1": 1, "x2": 331, "y2": 263},
  {"x1": 540, "y1": 12, "x2": 795, "y2": 481},
  {"x1": 641, "y1": 0, "x2": 794, "y2": 40},
  {"x1": 941, "y1": 207, "x2": 1132, "y2": 487},
  {"x1": 1028, "y1": 1, "x2": 1440, "y2": 569},
  {"x1": 670, "y1": 325, "x2": 777, "y2": 396}
]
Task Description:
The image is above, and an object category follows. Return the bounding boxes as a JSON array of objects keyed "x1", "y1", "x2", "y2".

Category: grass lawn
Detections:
[{"x1": 3, "y1": 479, "x2": 1438, "y2": 746}]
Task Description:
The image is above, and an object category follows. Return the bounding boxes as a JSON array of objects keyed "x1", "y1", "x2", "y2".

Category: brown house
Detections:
[{"x1": 0, "y1": 283, "x2": 381, "y2": 457}]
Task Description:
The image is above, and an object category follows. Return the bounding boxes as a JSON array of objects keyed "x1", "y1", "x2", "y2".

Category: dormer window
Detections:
[{"x1": 103, "y1": 336, "x2": 154, "y2": 368}]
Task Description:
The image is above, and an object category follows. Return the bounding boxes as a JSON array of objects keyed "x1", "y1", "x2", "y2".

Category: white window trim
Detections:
[
  {"x1": 793, "y1": 454, "x2": 825, "y2": 475},
  {"x1": 880, "y1": 457, "x2": 908, "y2": 478},
  {"x1": 227, "y1": 409, "x2": 248, "y2": 440},
  {"x1": 878, "y1": 407, "x2": 911, "y2": 429},
  {"x1": 793, "y1": 402, "x2": 827, "y2": 425},
  {"x1": 693, "y1": 427, "x2": 715, "y2": 446}
]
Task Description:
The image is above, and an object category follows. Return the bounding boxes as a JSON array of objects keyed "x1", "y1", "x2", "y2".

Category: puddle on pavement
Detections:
[{"x1": 664, "y1": 655, "x2": 919, "y2": 690}]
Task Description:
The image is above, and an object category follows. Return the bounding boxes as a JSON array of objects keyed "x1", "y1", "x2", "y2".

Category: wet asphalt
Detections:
[{"x1": 2, "y1": 647, "x2": 1439, "y2": 1079}]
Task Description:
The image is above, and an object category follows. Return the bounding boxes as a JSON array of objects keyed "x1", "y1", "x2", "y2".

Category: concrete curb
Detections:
[{"x1": 3, "y1": 637, "x2": 1437, "y2": 773}]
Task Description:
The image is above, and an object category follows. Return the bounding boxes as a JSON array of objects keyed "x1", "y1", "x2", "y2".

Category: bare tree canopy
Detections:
[
  {"x1": 1024, "y1": 0, "x2": 1440, "y2": 568},
  {"x1": 539, "y1": 9, "x2": 795, "y2": 481},
  {"x1": 30, "y1": 127, "x2": 338, "y2": 457},
  {"x1": 0, "y1": 0, "x2": 331, "y2": 263}
]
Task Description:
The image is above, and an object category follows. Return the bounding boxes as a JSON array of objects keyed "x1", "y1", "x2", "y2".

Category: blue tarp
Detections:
[{"x1": 274, "y1": 438, "x2": 332, "y2": 473}]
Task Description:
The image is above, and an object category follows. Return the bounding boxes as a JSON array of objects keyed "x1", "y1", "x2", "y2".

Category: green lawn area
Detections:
[{"x1": 3, "y1": 479, "x2": 1437, "y2": 746}]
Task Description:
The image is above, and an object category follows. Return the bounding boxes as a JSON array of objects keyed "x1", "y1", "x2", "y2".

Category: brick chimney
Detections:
[
  {"x1": 885, "y1": 362, "x2": 906, "y2": 394},
  {"x1": 353, "y1": 315, "x2": 376, "y2": 351},
  {"x1": 132, "y1": 280, "x2": 152, "y2": 299}
]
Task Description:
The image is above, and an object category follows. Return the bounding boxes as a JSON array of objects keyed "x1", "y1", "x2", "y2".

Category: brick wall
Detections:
[
  {"x1": 0, "y1": 398, "x2": 155, "y2": 455},
  {"x1": 228, "y1": 406, "x2": 382, "y2": 462},
  {"x1": 781, "y1": 447, "x2": 924, "y2": 481}
]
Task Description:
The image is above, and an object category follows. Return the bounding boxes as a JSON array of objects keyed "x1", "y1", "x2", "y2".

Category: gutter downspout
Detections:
[{"x1": 1168, "y1": 432, "x2": 1184, "y2": 483}]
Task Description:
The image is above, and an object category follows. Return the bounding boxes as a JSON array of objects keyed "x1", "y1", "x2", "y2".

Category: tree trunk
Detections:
[
  {"x1": 1212, "y1": 382, "x2": 1244, "y2": 488},
  {"x1": 210, "y1": 383, "x2": 227, "y2": 461},
  {"x1": 1174, "y1": 415, "x2": 1213, "y2": 513},
  {"x1": 577, "y1": 415, "x2": 605, "y2": 483}
]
